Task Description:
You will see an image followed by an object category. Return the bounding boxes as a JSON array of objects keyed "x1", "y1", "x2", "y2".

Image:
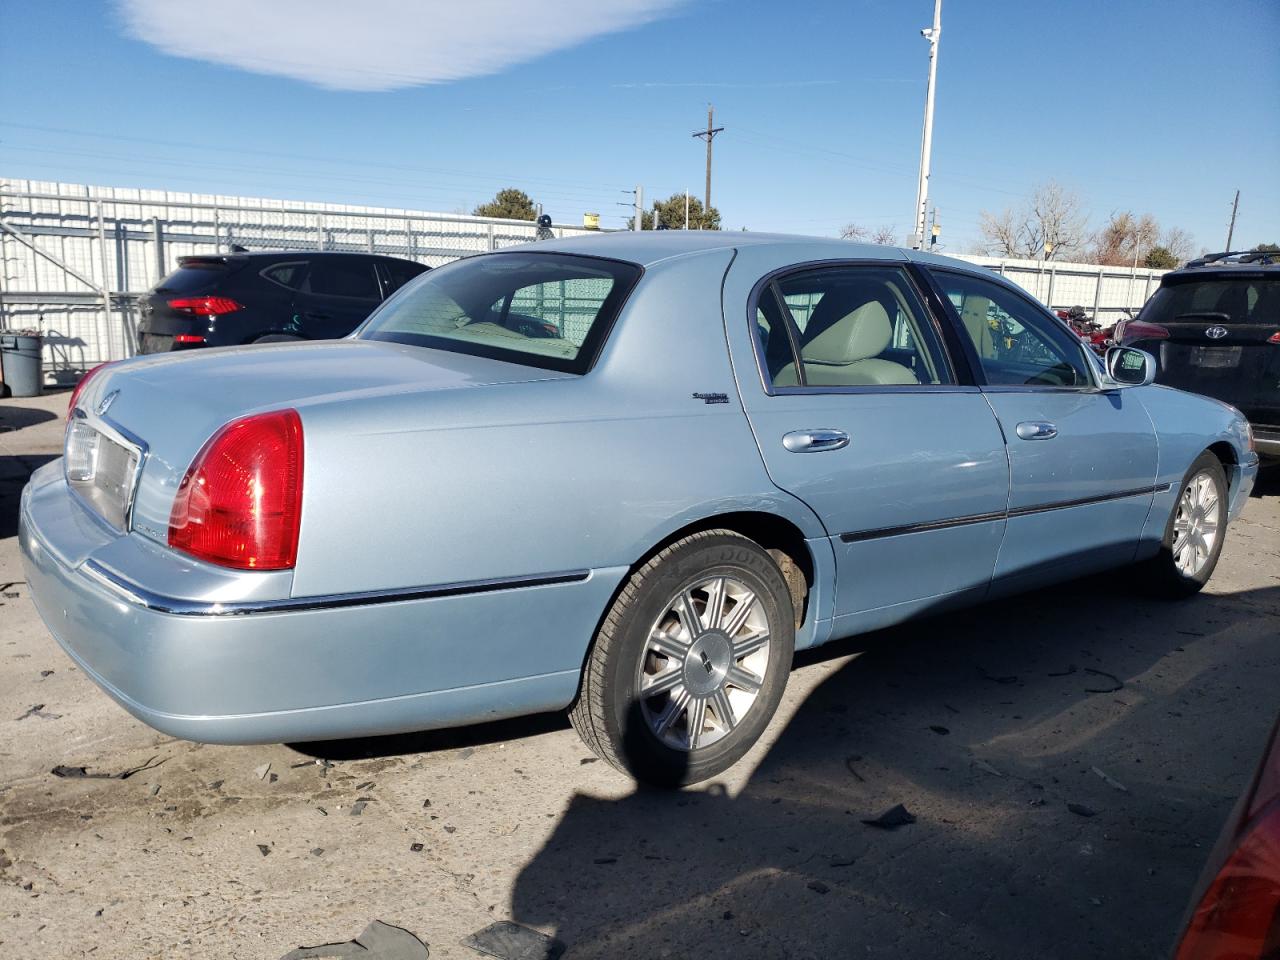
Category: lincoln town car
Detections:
[{"x1": 20, "y1": 233, "x2": 1259, "y2": 785}]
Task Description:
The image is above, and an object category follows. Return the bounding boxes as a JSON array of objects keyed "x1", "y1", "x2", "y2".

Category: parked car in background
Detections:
[
  {"x1": 22, "y1": 233, "x2": 1258, "y2": 786},
  {"x1": 1118, "y1": 250, "x2": 1280, "y2": 459},
  {"x1": 137, "y1": 251, "x2": 427, "y2": 353},
  {"x1": 1174, "y1": 713, "x2": 1280, "y2": 959}
]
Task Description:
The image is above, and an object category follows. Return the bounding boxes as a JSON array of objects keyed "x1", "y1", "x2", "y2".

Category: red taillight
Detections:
[
  {"x1": 167, "y1": 410, "x2": 304, "y2": 570},
  {"x1": 1175, "y1": 801, "x2": 1280, "y2": 960},
  {"x1": 67, "y1": 362, "x2": 115, "y2": 416},
  {"x1": 1120, "y1": 319, "x2": 1170, "y2": 344},
  {"x1": 1267, "y1": 332, "x2": 1280, "y2": 345},
  {"x1": 173, "y1": 334, "x2": 206, "y2": 344},
  {"x1": 167, "y1": 296, "x2": 243, "y2": 316}
]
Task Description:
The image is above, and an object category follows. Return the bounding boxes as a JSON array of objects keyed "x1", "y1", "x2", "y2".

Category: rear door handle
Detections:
[
  {"x1": 782, "y1": 429, "x2": 849, "y2": 453},
  {"x1": 1015, "y1": 421, "x2": 1058, "y2": 440}
]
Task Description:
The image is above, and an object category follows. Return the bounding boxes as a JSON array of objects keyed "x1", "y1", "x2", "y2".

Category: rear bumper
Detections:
[{"x1": 19, "y1": 471, "x2": 623, "y2": 744}]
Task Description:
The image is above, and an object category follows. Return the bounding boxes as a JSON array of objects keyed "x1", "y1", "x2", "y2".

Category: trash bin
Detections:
[{"x1": 0, "y1": 332, "x2": 44, "y2": 397}]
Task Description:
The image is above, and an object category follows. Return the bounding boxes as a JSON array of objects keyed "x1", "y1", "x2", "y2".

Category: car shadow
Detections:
[
  {"x1": 0, "y1": 454, "x2": 58, "y2": 539},
  {"x1": 1250, "y1": 461, "x2": 1280, "y2": 498},
  {"x1": 508, "y1": 576, "x2": 1280, "y2": 959},
  {"x1": 0, "y1": 404, "x2": 58, "y2": 431}
]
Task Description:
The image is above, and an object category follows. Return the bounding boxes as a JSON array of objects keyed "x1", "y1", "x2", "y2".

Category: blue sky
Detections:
[{"x1": 1, "y1": 0, "x2": 1277, "y2": 254}]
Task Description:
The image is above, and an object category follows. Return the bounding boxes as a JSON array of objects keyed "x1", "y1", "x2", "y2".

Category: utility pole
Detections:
[
  {"x1": 685, "y1": 190, "x2": 690, "y2": 230},
  {"x1": 634, "y1": 184, "x2": 644, "y2": 232},
  {"x1": 692, "y1": 105, "x2": 724, "y2": 217},
  {"x1": 911, "y1": 0, "x2": 942, "y2": 250},
  {"x1": 1225, "y1": 189, "x2": 1240, "y2": 251}
]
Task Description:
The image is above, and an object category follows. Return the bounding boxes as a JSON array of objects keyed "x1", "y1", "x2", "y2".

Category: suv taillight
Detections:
[
  {"x1": 168, "y1": 410, "x2": 304, "y2": 570},
  {"x1": 66, "y1": 362, "x2": 115, "y2": 417},
  {"x1": 1120, "y1": 319, "x2": 1170, "y2": 344},
  {"x1": 168, "y1": 296, "x2": 243, "y2": 316}
]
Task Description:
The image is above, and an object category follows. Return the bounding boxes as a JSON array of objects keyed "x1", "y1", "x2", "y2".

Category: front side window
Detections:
[
  {"x1": 359, "y1": 252, "x2": 640, "y2": 373},
  {"x1": 756, "y1": 264, "x2": 952, "y2": 388},
  {"x1": 934, "y1": 270, "x2": 1091, "y2": 387}
]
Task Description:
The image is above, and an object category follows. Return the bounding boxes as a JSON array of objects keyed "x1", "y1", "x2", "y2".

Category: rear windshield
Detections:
[
  {"x1": 358, "y1": 252, "x2": 641, "y2": 374},
  {"x1": 156, "y1": 259, "x2": 237, "y2": 293},
  {"x1": 1142, "y1": 276, "x2": 1280, "y2": 325}
]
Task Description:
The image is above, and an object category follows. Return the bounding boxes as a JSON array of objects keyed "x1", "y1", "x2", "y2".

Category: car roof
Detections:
[
  {"x1": 177, "y1": 250, "x2": 422, "y2": 265},
  {"x1": 523, "y1": 230, "x2": 985, "y2": 272}
]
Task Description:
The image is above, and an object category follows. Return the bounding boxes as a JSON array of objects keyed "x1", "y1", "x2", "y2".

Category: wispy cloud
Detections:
[{"x1": 116, "y1": 0, "x2": 687, "y2": 91}]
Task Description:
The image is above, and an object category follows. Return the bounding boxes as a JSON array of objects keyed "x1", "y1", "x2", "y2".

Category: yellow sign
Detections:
[{"x1": 583, "y1": 212, "x2": 600, "y2": 230}]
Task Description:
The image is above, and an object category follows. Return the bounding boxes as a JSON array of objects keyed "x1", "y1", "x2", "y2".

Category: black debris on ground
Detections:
[
  {"x1": 50, "y1": 756, "x2": 166, "y2": 780},
  {"x1": 1092, "y1": 766, "x2": 1129, "y2": 792},
  {"x1": 461, "y1": 920, "x2": 565, "y2": 960},
  {"x1": 255, "y1": 763, "x2": 272, "y2": 781},
  {"x1": 579, "y1": 758, "x2": 597, "y2": 765},
  {"x1": 977, "y1": 666, "x2": 1019, "y2": 685},
  {"x1": 1083, "y1": 668, "x2": 1124, "y2": 694},
  {"x1": 807, "y1": 880, "x2": 831, "y2": 894},
  {"x1": 257, "y1": 844, "x2": 271, "y2": 857},
  {"x1": 862, "y1": 803, "x2": 916, "y2": 830},
  {"x1": 350, "y1": 800, "x2": 368, "y2": 816},
  {"x1": 592, "y1": 857, "x2": 616, "y2": 865},
  {"x1": 208, "y1": 780, "x2": 224, "y2": 791},
  {"x1": 280, "y1": 919, "x2": 429, "y2": 959},
  {"x1": 928, "y1": 725, "x2": 950, "y2": 736},
  {"x1": 844, "y1": 755, "x2": 864, "y2": 782},
  {"x1": 39, "y1": 669, "x2": 53, "y2": 678},
  {"x1": 356, "y1": 781, "x2": 375, "y2": 791},
  {"x1": 311, "y1": 848, "x2": 324, "y2": 857},
  {"x1": 410, "y1": 843, "x2": 423, "y2": 853},
  {"x1": 1068, "y1": 802, "x2": 1098, "y2": 818},
  {"x1": 16, "y1": 703, "x2": 60, "y2": 721},
  {"x1": 1048, "y1": 664, "x2": 1078, "y2": 677}
]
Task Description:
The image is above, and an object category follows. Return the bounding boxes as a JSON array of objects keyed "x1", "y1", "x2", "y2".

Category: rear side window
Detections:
[
  {"x1": 156, "y1": 260, "x2": 234, "y2": 293},
  {"x1": 261, "y1": 261, "x2": 308, "y2": 290},
  {"x1": 756, "y1": 264, "x2": 952, "y2": 388},
  {"x1": 359, "y1": 252, "x2": 641, "y2": 374},
  {"x1": 306, "y1": 259, "x2": 380, "y2": 299},
  {"x1": 1142, "y1": 278, "x2": 1280, "y2": 325}
]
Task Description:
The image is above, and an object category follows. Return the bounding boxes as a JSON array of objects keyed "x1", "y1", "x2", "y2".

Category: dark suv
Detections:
[
  {"x1": 1119, "y1": 249, "x2": 1279, "y2": 459},
  {"x1": 137, "y1": 251, "x2": 427, "y2": 353}
]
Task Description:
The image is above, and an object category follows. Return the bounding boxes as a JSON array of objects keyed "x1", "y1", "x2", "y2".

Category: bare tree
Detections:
[
  {"x1": 979, "y1": 181, "x2": 1087, "y2": 260},
  {"x1": 1160, "y1": 226, "x2": 1195, "y2": 262},
  {"x1": 870, "y1": 225, "x2": 898, "y2": 246},
  {"x1": 841, "y1": 223, "x2": 898, "y2": 245},
  {"x1": 1092, "y1": 211, "x2": 1161, "y2": 266}
]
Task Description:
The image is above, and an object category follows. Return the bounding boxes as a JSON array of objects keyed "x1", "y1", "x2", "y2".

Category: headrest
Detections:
[{"x1": 801, "y1": 300, "x2": 892, "y2": 364}]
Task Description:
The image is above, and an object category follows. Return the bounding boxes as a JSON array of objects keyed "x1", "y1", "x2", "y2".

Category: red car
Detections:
[{"x1": 1174, "y1": 715, "x2": 1280, "y2": 959}]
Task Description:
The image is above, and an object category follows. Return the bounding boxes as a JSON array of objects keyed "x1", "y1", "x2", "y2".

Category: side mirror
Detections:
[{"x1": 1106, "y1": 346, "x2": 1156, "y2": 386}]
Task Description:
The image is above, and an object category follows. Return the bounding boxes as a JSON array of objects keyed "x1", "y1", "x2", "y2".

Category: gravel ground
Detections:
[{"x1": 2, "y1": 390, "x2": 1278, "y2": 960}]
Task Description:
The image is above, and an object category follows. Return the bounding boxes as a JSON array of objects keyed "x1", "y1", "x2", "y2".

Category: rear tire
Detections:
[
  {"x1": 570, "y1": 530, "x2": 794, "y2": 787},
  {"x1": 1139, "y1": 452, "x2": 1228, "y2": 598}
]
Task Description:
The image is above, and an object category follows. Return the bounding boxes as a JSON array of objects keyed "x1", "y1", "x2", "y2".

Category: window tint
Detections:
[
  {"x1": 156, "y1": 260, "x2": 234, "y2": 293},
  {"x1": 936, "y1": 271, "x2": 1090, "y2": 387},
  {"x1": 758, "y1": 265, "x2": 951, "y2": 388},
  {"x1": 260, "y1": 261, "x2": 307, "y2": 290},
  {"x1": 1141, "y1": 278, "x2": 1280, "y2": 326},
  {"x1": 380, "y1": 260, "x2": 426, "y2": 297},
  {"x1": 359, "y1": 253, "x2": 640, "y2": 374},
  {"x1": 307, "y1": 258, "x2": 379, "y2": 299}
]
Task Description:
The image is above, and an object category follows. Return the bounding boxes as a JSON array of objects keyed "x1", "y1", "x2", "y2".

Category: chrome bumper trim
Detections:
[{"x1": 80, "y1": 559, "x2": 591, "y2": 617}]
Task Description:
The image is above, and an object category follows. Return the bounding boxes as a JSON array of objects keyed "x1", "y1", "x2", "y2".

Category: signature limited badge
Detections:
[
  {"x1": 95, "y1": 390, "x2": 119, "y2": 416},
  {"x1": 1205, "y1": 326, "x2": 1229, "y2": 340}
]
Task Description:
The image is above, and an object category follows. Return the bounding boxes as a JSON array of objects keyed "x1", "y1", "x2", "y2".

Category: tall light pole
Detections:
[
  {"x1": 692, "y1": 105, "x2": 724, "y2": 219},
  {"x1": 911, "y1": 0, "x2": 942, "y2": 250}
]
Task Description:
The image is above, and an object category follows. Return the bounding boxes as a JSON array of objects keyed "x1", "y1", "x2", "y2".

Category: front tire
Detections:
[
  {"x1": 570, "y1": 530, "x2": 795, "y2": 786},
  {"x1": 1140, "y1": 452, "x2": 1228, "y2": 598}
]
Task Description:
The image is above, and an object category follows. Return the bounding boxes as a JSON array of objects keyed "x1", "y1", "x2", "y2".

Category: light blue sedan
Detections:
[{"x1": 20, "y1": 233, "x2": 1259, "y2": 785}]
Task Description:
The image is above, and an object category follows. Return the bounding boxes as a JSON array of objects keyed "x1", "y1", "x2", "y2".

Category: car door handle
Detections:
[
  {"x1": 1015, "y1": 421, "x2": 1058, "y2": 440},
  {"x1": 782, "y1": 429, "x2": 849, "y2": 453}
]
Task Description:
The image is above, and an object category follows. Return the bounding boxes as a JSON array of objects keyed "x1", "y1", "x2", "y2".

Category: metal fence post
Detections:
[
  {"x1": 96, "y1": 199, "x2": 112, "y2": 362},
  {"x1": 1092, "y1": 269, "x2": 1103, "y2": 320},
  {"x1": 487, "y1": 223, "x2": 496, "y2": 252},
  {"x1": 1046, "y1": 265, "x2": 1056, "y2": 311},
  {"x1": 152, "y1": 217, "x2": 166, "y2": 285}
]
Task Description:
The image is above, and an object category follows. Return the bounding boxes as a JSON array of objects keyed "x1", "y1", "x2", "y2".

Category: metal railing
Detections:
[{"x1": 0, "y1": 178, "x2": 597, "y2": 382}]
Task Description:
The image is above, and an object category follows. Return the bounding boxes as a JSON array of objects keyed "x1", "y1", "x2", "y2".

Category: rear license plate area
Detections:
[{"x1": 1190, "y1": 345, "x2": 1242, "y2": 368}]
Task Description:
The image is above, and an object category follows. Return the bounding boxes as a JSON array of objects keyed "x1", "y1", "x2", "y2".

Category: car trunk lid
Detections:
[{"x1": 74, "y1": 339, "x2": 573, "y2": 545}]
